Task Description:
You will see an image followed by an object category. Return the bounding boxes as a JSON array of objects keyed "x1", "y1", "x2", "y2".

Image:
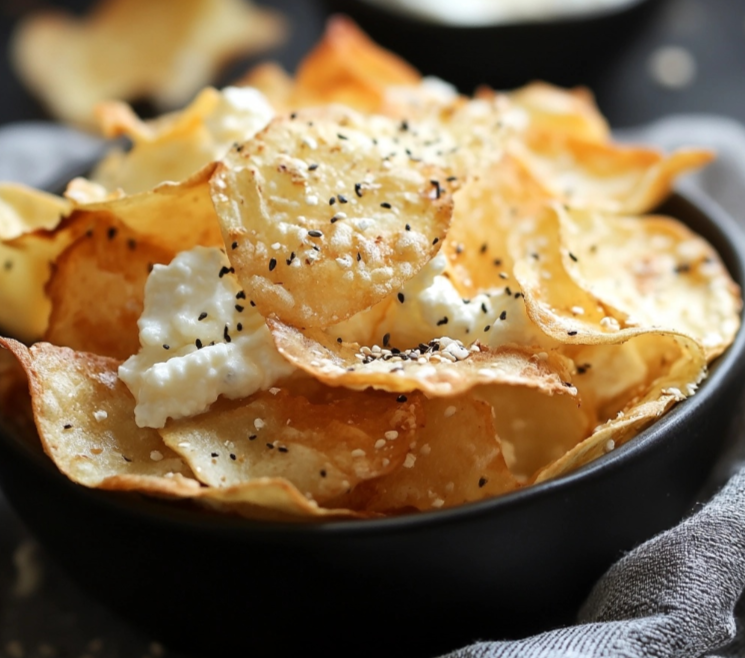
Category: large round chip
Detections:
[{"x1": 210, "y1": 107, "x2": 455, "y2": 327}]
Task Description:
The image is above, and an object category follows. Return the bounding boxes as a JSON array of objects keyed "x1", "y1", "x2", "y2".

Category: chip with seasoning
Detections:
[{"x1": 0, "y1": 20, "x2": 740, "y2": 521}]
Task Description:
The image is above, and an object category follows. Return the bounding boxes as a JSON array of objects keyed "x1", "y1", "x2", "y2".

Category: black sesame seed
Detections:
[
  {"x1": 505, "y1": 287, "x2": 512, "y2": 296},
  {"x1": 195, "y1": 339, "x2": 203, "y2": 349},
  {"x1": 569, "y1": 252, "x2": 578, "y2": 262},
  {"x1": 308, "y1": 229, "x2": 323, "y2": 238},
  {"x1": 198, "y1": 312, "x2": 208, "y2": 321},
  {"x1": 286, "y1": 252, "x2": 295, "y2": 266},
  {"x1": 219, "y1": 266, "x2": 231, "y2": 278},
  {"x1": 493, "y1": 259, "x2": 502, "y2": 267},
  {"x1": 430, "y1": 179, "x2": 441, "y2": 199},
  {"x1": 231, "y1": 241, "x2": 238, "y2": 250},
  {"x1": 480, "y1": 243, "x2": 487, "y2": 254},
  {"x1": 396, "y1": 395, "x2": 408, "y2": 403},
  {"x1": 436, "y1": 316, "x2": 449, "y2": 326},
  {"x1": 499, "y1": 311, "x2": 507, "y2": 321},
  {"x1": 576, "y1": 363, "x2": 591, "y2": 374},
  {"x1": 269, "y1": 258, "x2": 277, "y2": 271},
  {"x1": 338, "y1": 133, "x2": 348, "y2": 140},
  {"x1": 405, "y1": 224, "x2": 411, "y2": 231},
  {"x1": 567, "y1": 330, "x2": 578, "y2": 336},
  {"x1": 484, "y1": 325, "x2": 491, "y2": 332},
  {"x1": 383, "y1": 333, "x2": 391, "y2": 347},
  {"x1": 235, "y1": 305, "x2": 244, "y2": 312},
  {"x1": 357, "y1": 252, "x2": 362, "y2": 262},
  {"x1": 531, "y1": 253, "x2": 539, "y2": 260},
  {"x1": 478, "y1": 477, "x2": 487, "y2": 488},
  {"x1": 354, "y1": 183, "x2": 363, "y2": 197},
  {"x1": 163, "y1": 344, "x2": 170, "y2": 350},
  {"x1": 237, "y1": 323, "x2": 243, "y2": 331},
  {"x1": 63, "y1": 424, "x2": 72, "y2": 430},
  {"x1": 400, "y1": 119, "x2": 409, "y2": 131},
  {"x1": 432, "y1": 237, "x2": 439, "y2": 245},
  {"x1": 380, "y1": 202, "x2": 392, "y2": 209},
  {"x1": 481, "y1": 302, "x2": 488, "y2": 314},
  {"x1": 397, "y1": 292, "x2": 405, "y2": 304},
  {"x1": 266, "y1": 443, "x2": 275, "y2": 449},
  {"x1": 236, "y1": 291, "x2": 246, "y2": 300},
  {"x1": 674, "y1": 263, "x2": 691, "y2": 274},
  {"x1": 337, "y1": 337, "x2": 343, "y2": 343},
  {"x1": 107, "y1": 227, "x2": 117, "y2": 240},
  {"x1": 211, "y1": 452, "x2": 219, "y2": 458},
  {"x1": 290, "y1": 112, "x2": 297, "y2": 119},
  {"x1": 329, "y1": 197, "x2": 336, "y2": 205},
  {"x1": 123, "y1": 455, "x2": 132, "y2": 462},
  {"x1": 230, "y1": 453, "x2": 237, "y2": 460},
  {"x1": 391, "y1": 347, "x2": 401, "y2": 355},
  {"x1": 3, "y1": 260, "x2": 12, "y2": 271},
  {"x1": 312, "y1": 245, "x2": 320, "y2": 252},
  {"x1": 330, "y1": 216, "x2": 340, "y2": 224},
  {"x1": 224, "y1": 325, "x2": 231, "y2": 343},
  {"x1": 278, "y1": 446, "x2": 289, "y2": 453},
  {"x1": 446, "y1": 176, "x2": 457, "y2": 182},
  {"x1": 250, "y1": 300, "x2": 256, "y2": 307},
  {"x1": 338, "y1": 194, "x2": 348, "y2": 204},
  {"x1": 308, "y1": 163, "x2": 319, "y2": 171},
  {"x1": 320, "y1": 469, "x2": 327, "y2": 477},
  {"x1": 127, "y1": 239, "x2": 137, "y2": 250},
  {"x1": 249, "y1": 435, "x2": 257, "y2": 440}
]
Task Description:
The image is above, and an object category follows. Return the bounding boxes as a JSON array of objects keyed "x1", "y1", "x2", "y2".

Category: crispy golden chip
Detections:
[
  {"x1": 211, "y1": 108, "x2": 455, "y2": 327},
  {"x1": 91, "y1": 86, "x2": 274, "y2": 195},
  {"x1": 160, "y1": 385, "x2": 424, "y2": 505},
  {"x1": 338, "y1": 396, "x2": 519, "y2": 513},
  {"x1": 45, "y1": 217, "x2": 174, "y2": 360},
  {"x1": 268, "y1": 317, "x2": 575, "y2": 398},
  {"x1": 509, "y1": 130, "x2": 713, "y2": 214},
  {"x1": 1, "y1": 339, "x2": 192, "y2": 486},
  {"x1": 475, "y1": 384, "x2": 593, "y2": 480},
  {"x1": 503, "y1": 83, "x2": 610, "y2": 144},
  {"x1": 0, "y1": 184, "x2": 70, "y2": 239},
  {"x1": 294, "y1": 15, "x2": 420, "y2": 112},
  {"x1": 556, "y1": 206, "x2": 742, "y2": 359},
  {"x1": 11, "y1": 0, "x2": 286, "y2": 127},
  {"x1": 70, "y1": 163, "x2": 222, "y2": 253}
]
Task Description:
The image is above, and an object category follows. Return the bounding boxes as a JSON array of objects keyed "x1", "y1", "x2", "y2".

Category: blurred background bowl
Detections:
[
  {"x1": 321, "y1": 0, "x2": 662, "y2": 92},
  {"x1": 0, "y1": 187, "x2": 743, "y2": 658}
]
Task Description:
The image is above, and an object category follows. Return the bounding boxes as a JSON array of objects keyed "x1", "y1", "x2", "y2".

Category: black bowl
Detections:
[
  {"x1": 1, "y1": 188, "x2": 744, "y2": 658},
  {"x1": 321, "y1": 0, "x2": 661, "y2": 92}
]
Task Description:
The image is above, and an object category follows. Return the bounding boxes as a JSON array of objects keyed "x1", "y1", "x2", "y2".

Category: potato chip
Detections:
[
  {"x1": 338, "y1": 396, "x2": 519, "y2": 513},
  {"x1": 509, "y1": 130, "x2": 713, "y2": 214},
  {"x1": 294, "y1": 15, "x2": 420, "y2": 112},
  {"x1": 502, "y1": 82, "x2": 610, "y2": 144},
  {"x1": 268, "y1": 317, "x2": 576, "y2": 398},
  {"x1": 90, "y1": 86, "x2": 274, "y2": 195},
  {"x1": 11, "y1": 0, "x2": 286, "y2": 126},
  {"x1": 475, "y1": 384, "x2": 593, "y2": 480},
  {"x1": 0, "y1": 184, "x2": 70, "y2": 240},
  {"x1": 71, "y1": 163, "x2": 222, "y2": 253},
  {"x1": 556, "y1": 205, "x2": 741, "y2": 359},
  {"x1": 0, "y1": 339, "x2": 191, "y2": 487},
  {"x1": 45, "y1": 217, "x2": 174, "y2": 360},
  {"x1": 211, "y1": 108, "x2": 455, "y2": 327},
  {"x1": 160, "y1": 385, "x2": 423, "y2": 505}
]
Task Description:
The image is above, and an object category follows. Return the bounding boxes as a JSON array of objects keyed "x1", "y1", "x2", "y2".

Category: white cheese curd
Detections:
[
  {"x1": 333, "y1": 254, "x2": 554, "y2": 349},
  {"x1": 364, "y1": 0, "x2": 637, "y2": 26},
  {"x1": 119, "y1": 247, "x2": 295, "y2": 429}
]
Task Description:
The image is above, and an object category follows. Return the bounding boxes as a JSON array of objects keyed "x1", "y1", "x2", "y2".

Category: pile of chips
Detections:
[{"x1": 0, "y1": 18, "x2": 740, "y2": 520}]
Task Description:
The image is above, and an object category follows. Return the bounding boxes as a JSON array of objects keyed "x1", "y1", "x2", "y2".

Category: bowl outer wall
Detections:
[
  {"x1": 1, "y1": 189, "x2": 744, "y2": 658},
  {"x1": 320, "y1": 0, "x2": 662, "y2": 92}
]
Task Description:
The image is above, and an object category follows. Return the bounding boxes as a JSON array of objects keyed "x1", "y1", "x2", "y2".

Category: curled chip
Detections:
[
  {"x1": 160, "y1": 384, "x2": 424, "y2": 505},
  {"x1": 268, "y1": 317, "x2": 576, "y2": 399},
  {"x1": 11, "y1": 0, "x2": 287, "y2": 127},
  {"x1": 211, "y1": 108, "x2": 455, "y2": 327}
]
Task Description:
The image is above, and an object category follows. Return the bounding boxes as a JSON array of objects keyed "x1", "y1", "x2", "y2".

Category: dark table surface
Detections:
[{"x1": 0, "y1": 0, "x2": 744, "y2": 657}]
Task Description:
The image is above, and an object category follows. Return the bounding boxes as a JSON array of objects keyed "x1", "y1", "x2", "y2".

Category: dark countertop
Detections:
[{"x1": 0, "y1": 0, "x2": 743, "y2": 657}]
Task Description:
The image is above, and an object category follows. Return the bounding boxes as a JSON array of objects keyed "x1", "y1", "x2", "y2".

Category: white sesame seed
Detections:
[
  {"x1": 604, "y1": 439, "x2": 615, "y2": 453},
  {"x1": 570, "y1": 306, "x2": 585, "y2": 315},
  {"x1": 177, "y1": 442, "x2": 191, "y2": 449},
  {"x1": 403, "y1": 453, "x2": 417, "y2": 468},
  {"x1": 302, "y1": 136, "x2": 318, "y2": 149},
  {"x1": 150, "y1": 450, "x2": 163, "y2": 462},
  {"x1": 600, "y1": 316, "x2": 620, "y2": 331},
  {"x1": 93, "y1": 409, "x2": 108, "y2": 422},
  {"x1": 351, "y1": 449, "x2": 366, "y2": 458},
  {"x1": 385, "y1": 430, "x2": 399, "y2": 440},
  {"x1": 374, "y1": 439, "x2": 387, "y2": 449},
  {"x1": 305, "y1": 195, "x2": 319, "y2": 205},
  {"x1": 444, "y1": 405, "x2": 456, "y2": 418},
  {"x1": 271, "y1": 242, "x2": 281, "y2": 250}
]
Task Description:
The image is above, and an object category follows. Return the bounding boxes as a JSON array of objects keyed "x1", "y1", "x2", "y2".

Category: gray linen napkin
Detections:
[{"x1": 1, "y1": 117, "x2": 745, "y2": 658}]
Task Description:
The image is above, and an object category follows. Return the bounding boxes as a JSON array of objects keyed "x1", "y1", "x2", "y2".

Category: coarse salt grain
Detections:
[
  {"x1": 93, "y1": 409, "x2": 108, "y2": 422},
  {"x1": 254, "y1": 418, "x2": 266, "y2": 430},
  {"x1": 403, "y1": 453, "x2": 417, "y2": 468},
  {"x1": 444, "y1": 405, "x2": 456, "y2": 417},
  {"x1": 150, "y1": 450, "x2": 164, "y2": 461},
  {"x1": 385, "y1": 430, "x2": 399, "y2": 440}
]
